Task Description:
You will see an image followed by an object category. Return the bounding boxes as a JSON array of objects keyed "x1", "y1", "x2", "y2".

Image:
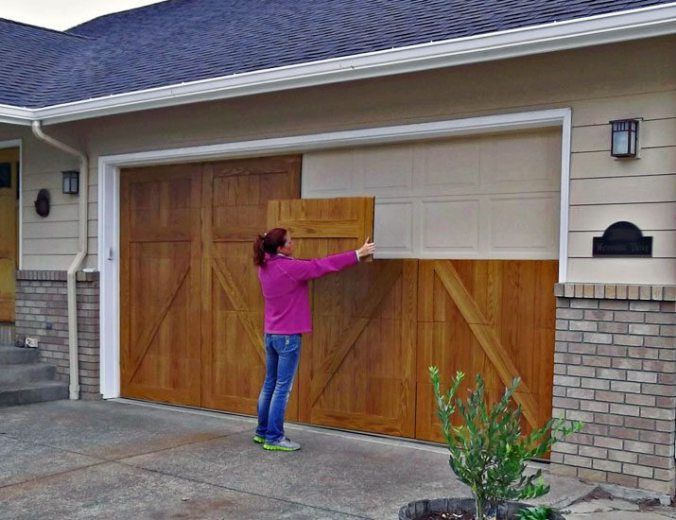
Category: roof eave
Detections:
[
  {"x1": 4, "y1": 2, "x2": 676, "y2": 126},
  {"x1": 0, "y1": 104, "x2": 34, "y2": 126}
]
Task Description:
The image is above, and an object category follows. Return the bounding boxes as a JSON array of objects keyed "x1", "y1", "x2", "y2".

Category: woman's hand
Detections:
[{"x1": 356, "y1": 238, "x2": 376, "y2": 260}]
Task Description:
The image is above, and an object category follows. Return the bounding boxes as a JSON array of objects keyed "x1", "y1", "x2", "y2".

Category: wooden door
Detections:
[
  {"x1": 0, "y1": 148, "x2": 19, "y2": 323},
  {"x1": 202, "y1": 157, "x2": 301, "y2": 415},
  {"x1": 120, "y1": 165, "x2": 203, "y2": 405},
  {"x1": 268, "y1": 197, "x2": 417, "y2": 437},
  {"x1": 416, "y1": 260, "x2": 558, "y2": 442}
]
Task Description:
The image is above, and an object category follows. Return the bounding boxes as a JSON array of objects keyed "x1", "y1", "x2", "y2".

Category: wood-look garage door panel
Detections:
[
  {"x1": 309, "y1": 259, "x2": 417, "y2": 437},
  {"x1": 211, "y1": 159, "x2": 301, "y2": 241},
  {"x1": 204, "y1": 242, "x2": 267, "y2": 414},
  {"x1": 202, "y1": 158, "x2": 301, "y2": 415},
  {"x1": 120, "y1": 169, "x2": 202, "y2": 406},
  {"x1": 415, "y1": 259, "x2": 557, "y2": 443}
]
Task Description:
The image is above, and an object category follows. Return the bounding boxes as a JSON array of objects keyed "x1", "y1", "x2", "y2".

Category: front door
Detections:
[{"x1": 0, "y1": 147, "x2": 19, "y2": 323}]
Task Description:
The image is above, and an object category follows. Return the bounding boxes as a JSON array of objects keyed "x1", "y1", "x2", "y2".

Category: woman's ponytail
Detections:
[
  {"x1": 253, "y1": 228, "x2": 287, "y2": 266},
  {"x1": 253, "y1": 234, "x2": 267, "y2": 266}
]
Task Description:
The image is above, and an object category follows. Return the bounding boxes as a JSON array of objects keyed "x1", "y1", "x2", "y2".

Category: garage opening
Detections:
[{"x1": 119, "y1": 126, "x2": 561, "y2": 442}]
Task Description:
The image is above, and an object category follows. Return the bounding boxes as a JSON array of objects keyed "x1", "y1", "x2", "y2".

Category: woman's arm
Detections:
[
  {"x1": 280, "y1": 251, "x2": 358, "y2": 281},
  {"x1": 281, "y1": 239, "x2": 375, "y2": 282}
]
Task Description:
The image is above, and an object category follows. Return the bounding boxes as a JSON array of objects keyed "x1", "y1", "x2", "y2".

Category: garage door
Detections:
[
  {"x1": 120, "y1": 157, "x2": 301, "y2": 408},
  {"x1": 119, "y1": 135, "x2": 559, "y2": 443}
]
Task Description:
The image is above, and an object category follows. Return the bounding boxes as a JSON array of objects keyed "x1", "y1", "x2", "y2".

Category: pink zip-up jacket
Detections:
[{"x1": 258, "y1": 251, "x2": 358, "y2": 334}]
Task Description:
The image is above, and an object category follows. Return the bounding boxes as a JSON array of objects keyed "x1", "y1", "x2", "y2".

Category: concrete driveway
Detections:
[{"x1": 0, "y1": 399, "x2": 631, "y2": 519}]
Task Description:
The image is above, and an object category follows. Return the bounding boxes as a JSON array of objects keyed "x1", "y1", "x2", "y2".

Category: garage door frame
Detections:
[{"x1": 98, "y1": 107, "x2": 572, "y2": 399}]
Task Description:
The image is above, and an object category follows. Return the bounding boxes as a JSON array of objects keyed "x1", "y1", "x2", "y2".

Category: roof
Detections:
[{"x1": 0, "y1": 0, "x2": 674, "y2": 112}]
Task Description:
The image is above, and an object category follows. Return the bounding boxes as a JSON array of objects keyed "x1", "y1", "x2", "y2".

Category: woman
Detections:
[{"x1": 252, "y1": 227, "x2": 376, "y2": 451}]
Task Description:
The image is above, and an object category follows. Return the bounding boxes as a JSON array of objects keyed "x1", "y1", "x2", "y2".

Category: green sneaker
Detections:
[
  {"x1": 263, "y1": 437, "x2": 301, "y2": 451},
  {"x1": 253, "y1": 435, "x2": 265, "y2": 445}
]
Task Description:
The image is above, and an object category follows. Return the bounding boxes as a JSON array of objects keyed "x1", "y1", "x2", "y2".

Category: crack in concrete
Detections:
[
  {"x1": 111, "y1": 458, "x2": 374, "y2": 520},
  {"x1": 0, "y1": 426, "x2": 251, "y2": 490},
  {"x1": 0, "y1": 460, "x2": 110, "y2": 491}
]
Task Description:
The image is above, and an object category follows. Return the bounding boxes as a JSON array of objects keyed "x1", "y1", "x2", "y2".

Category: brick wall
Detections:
[
  {"x1": 552, "y1": 283, "x2": 675, "y2": 496},
  {"x1": 15, "y1": 270, "x2": 101, "y2": 400}
]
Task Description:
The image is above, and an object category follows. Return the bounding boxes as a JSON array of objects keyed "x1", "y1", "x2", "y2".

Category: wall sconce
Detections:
[
  {"x1": 62, "y1": 170, "x2": 79, "y2": 194},
  {"x1": 610, "y1": 119, "x2": 639, "y2": 158}
]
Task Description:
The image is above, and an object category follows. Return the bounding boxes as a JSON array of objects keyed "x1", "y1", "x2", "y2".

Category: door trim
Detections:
[
  {"x1": 98, "y1": 108, "x2": 572, "y2": 398},
  {"x1": 0, "y1": 139, "x2": 22, "y2": 271}
]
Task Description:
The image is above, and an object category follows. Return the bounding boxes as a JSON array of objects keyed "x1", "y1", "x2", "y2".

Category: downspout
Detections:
[{"x1": 31, "y1": 121, "x2": 88, "y2": 400}]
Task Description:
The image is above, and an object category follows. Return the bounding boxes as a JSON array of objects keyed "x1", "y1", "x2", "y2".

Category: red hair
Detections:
[{"x1": 253, "y1": 228, "x2": 287, "y2": 266}]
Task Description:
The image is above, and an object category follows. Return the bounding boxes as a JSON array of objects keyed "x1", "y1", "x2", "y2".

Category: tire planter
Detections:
[{"x1": 399, "y1": 498, "x2": 566, "y2": 520}]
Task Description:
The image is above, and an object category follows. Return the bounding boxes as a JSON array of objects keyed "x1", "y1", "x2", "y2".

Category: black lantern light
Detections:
[
  {"x1": 610, "y1": 119, "x2": 639, "y2": 158},
  {"x1": 62, "y1": 170, "x2": 79, "y2": 194}
]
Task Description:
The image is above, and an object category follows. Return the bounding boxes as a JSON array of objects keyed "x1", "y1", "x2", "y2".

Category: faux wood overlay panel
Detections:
[
  {"x1": 267, "y1": 198, "x2": 417, "y2": 436},
  {"x1": 416, "y1": 259, "x2": 558, "y2": 442}
]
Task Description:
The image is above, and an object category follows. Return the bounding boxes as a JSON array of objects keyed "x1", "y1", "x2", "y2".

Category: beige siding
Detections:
[
  {"x1": 570, "y1": 146, "x2": 676, "y2": 178},
  {"x1": 4, "y1": 35, "x2": 676, "y2": 282},
  {"x1": 571, "y1": 118, "x2": 676, "y2": 153},
  {"x1": 570, "y1": 175, "x2": 676, "y2": 205},
  {"x1": 569, "y1": 202, "x2": 676, "y2": 231}
]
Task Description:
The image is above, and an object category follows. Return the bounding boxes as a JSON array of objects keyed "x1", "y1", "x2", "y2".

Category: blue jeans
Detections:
[{"x1": 256, "y1": 333, "x2": 301, "y2": 443}]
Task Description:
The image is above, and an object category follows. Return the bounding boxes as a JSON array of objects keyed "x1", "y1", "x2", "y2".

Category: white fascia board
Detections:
[{"x1": 6, "y1": 3, "x2": 676, "y2": 126}]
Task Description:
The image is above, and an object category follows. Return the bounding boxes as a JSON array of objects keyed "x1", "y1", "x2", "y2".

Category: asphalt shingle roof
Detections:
[{"x1": 0, "y1": 0, "x2": 671, "y2": 108}]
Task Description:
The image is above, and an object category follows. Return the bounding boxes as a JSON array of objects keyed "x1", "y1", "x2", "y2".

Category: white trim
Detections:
[
  {"x1": 0, "y1": 105, "x2": 32, "y2": 126},
  {"x1": 98, "y1": 108, "x2": 571, "y2": 399},
  {"x1": 1, "y1": 4, "x2": 675, "y2": 126},
  {"x1": 558, "y1": 110, "x2": 573, "y2": 283},
  {"x1": 0, "y1": 139, "x2": 23, "y2": 270}
]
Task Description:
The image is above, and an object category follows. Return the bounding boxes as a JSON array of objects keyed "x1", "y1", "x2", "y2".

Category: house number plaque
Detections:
[{"x1": 593, "y1": 221, "x2": 653, "y2": 257}]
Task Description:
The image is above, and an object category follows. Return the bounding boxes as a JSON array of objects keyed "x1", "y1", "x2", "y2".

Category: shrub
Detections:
[
  {"x1": 518, "y1": 506, "x2": 553, "y2": 520},
  {"x1": 429, "y1": 367, "x2": 582, "y2": 520}
]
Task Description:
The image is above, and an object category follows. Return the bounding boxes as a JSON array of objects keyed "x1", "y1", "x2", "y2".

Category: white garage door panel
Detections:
[
  {"x1": 420, "y1": 138, "x2": 480, "y2": 189},
  {"x1": 302, "y1": 128, "x2": 561, "y2": 259},
  {"x1": 375, "y1": 200, "x2": 414, "y2": 254},
  {"x1": 302, "y1": 150, "x2": 354, "y2": 193},
  {"x1": 360, "y1": 146, "x2": 413, "y2": 191},
  {"x1": 422, "y1": 199, "x2": 480, "y2": 252},
  {"x1": 480, "y1": 131, "x2": 561, "y2": 191},
  {"x1": 490, "y1": 195, "x2": 560, "y2": 252}
]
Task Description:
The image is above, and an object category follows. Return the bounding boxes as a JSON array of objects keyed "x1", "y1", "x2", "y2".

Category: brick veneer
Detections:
[
  {"x1": 552, "y1": 283, "x2": 675, "y2": 496},
  {"x1": 15, "y1": 270, "x2": 101, "y2": 400}
]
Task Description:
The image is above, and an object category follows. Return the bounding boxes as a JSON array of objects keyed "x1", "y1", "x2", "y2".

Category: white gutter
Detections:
[
  {"x1": 31, "y1": 121, "x2": 88, "y2": 401},
  {"x1": 1, "y1": 3, "x2": 675, "y2": 126},
  {"x1": 0, "y1": 104, "x2": 33, "y2": 126}
]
